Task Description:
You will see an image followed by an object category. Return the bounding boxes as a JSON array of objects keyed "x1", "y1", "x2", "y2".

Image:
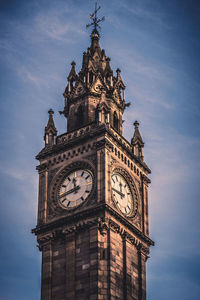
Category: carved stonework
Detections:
[
  {"x1": 98, "y1": 217, "x2": 108, "y2": 236},
  {"x1": 36, "y1": 163, "x2": 48, "y2": 173},
  {"x1": 48, "y1": 167, "x2": 60, "y2": 187}
]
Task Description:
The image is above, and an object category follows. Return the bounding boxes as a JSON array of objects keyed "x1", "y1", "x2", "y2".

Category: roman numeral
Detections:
[
  {"x1": 85, "y1": 190, "x2": 90, "y2": 193},
  {"x1": 68, "y1": 177, "x2": 71, "y2": 181},
  {"x1": 112, "y1": 177, "x2": 115, "y2": 184},
  {"x1": 125, "y1": 207, "x2": 127, "y2": 213},
  {"x1": 67, "y1": 201, "x2": 70, "y2": 207},
  {"x1": 127, "y1": 192, "x2": 130, "y2": 195},
  {"x1": 81, "y1": 196, "x2": 84, "y2": 201},
  {"x1": 81, "y1": 171, "x2": 85, "y2": 176},
  {"x1": 61, "y1": 198, "x2": 66, "y2": 203},
  {"x1": 62, "y1": 184, "x2": 66, "y2": 188},
  {"x1": 86, "y1": 175, "x2": 90, "y2": 180},
  {"x1": 115, "y1": 176, "x2": 118, "y2": 182}
]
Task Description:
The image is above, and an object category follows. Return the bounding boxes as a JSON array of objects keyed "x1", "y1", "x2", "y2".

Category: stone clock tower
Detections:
[{"x1": 33, "y1": 5, "x2": 154, "y2": 300}]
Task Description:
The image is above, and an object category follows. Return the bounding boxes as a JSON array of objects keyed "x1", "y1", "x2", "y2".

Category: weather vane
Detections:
[{"x1": 86, "y1": 1, "x2": 105, "y2": 31}]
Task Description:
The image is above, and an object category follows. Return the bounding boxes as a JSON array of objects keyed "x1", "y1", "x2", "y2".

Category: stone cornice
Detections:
[
  {"x1": 36, "y1": 123, "x2": 151, "y2": 174},
  {"x1": 32, "y1": 203, "x2": 154, "y2": 247},
  {"x1": 105, "y1": 204, "x2": 154, "y2": 246},
  {"x1": 142, "y1": 173, "x2": 151, "y2": 184}
]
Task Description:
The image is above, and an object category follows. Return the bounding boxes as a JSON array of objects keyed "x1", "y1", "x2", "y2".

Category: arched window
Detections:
[
  {"x1": 113, "y1": 111, "x2": 119, "y2": 131},
  {"x1": 48, "y1": 132, "x2": 53, "y2": 145},
  {"x1": 89, "y1": 71, "x2": 93, "y2": 85},
  {"x1": 102, "y1": 108, "x2": 107, "y2": 123},
  {"x1": 119, "y1": 86, "x2": 124, "y2": 100},
  {"x1": 76, "y1": 105, "x2": 84, "y2": 127},
  {"x1": 70, "y1": 79, "x2": 75, "y2": 91}
]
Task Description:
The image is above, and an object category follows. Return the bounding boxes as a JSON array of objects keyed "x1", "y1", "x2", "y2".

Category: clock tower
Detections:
[{"x1": 33, "y1": 5, "x2": 154, "y2": 300}]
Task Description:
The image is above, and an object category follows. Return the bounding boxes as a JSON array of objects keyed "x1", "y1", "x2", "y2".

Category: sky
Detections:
[{"x1": 0, "y1": 0, "x2": 200, "y2": 299}]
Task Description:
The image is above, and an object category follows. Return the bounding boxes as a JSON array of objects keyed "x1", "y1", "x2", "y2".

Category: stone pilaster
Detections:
[
  {"x1": 41, "y1": 241, "x2": 52, "y2": 300},
  {"x1": 65, "y1": 233, "x2": 76, "y2": 300}
]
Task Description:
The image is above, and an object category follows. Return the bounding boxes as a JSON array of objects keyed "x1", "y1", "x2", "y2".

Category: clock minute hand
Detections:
[
  {"x1": 60, "y1": 186, "x2": 80, "y2": 198},
  {"x1": 112, "y1": 187, "x2": 125, "y2": 198}
]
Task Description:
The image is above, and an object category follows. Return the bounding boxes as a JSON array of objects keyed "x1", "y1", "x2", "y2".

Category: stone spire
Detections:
[
  {"x1": 67, "y1": 61, "x2": 76, "y2": 81},
  {"x1": 61, "y1": 2, "x2": 129, "y2": 134},
  {"x1": 64, "y1": 61, "x2": 77, "y2": 95},
  {"x1": 131, "y1": 121, "x2": 144, "y2": 161},
  {"x1": 44, "y1": 109, "x2": 57, "y2": 146}
]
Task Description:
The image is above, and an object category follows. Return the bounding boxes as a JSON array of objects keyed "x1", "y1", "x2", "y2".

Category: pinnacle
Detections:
[
  {"x1": 132, "y1": 121, "x2": 144, "y2": 145},
  {"x1": 67, "y1": 61, "x2": 77, "y2": 80},
  {"x1": 134, "y1": 120, "x2": 139, "y2": 128},
  {"x1": 46, "y1": 108, "x2": 57, "y2": 133},
  {"x1": 48, "y1": 108, "x2": 54, "y2": 116}
]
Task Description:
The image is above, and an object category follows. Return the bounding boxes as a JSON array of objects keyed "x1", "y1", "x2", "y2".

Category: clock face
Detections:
[
  {"x1": 58, "y1": 169, "x2": 93, "y2": 209},
  {"x1": 111, "y1": 172, "x2": 134, "y2": 216}
]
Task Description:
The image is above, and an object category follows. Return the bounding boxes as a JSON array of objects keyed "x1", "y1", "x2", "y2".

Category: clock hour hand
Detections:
[
  {"x1": 112, "y1": 187, "x2": 125, "y2": 198},
  {"x1": 72, "y1": 178, "x2": 79, "y2": 193},
  {"x1": 59, "y1": 186, "x2": 80, "y2": 198}
]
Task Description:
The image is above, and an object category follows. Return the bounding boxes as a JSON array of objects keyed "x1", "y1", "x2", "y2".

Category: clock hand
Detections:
[
  {"x1": 72, "y1": 178, "x2": 79, "y2": 193},
  {"x1": 119, "y1": 182, "x2": 122, "y2": 192},
  {"x1": 112, "y1": 187, "x2": 125, "y2": 198},
  {"x1": 59, "y1": 186, "x2": 80, "y2": 198}
]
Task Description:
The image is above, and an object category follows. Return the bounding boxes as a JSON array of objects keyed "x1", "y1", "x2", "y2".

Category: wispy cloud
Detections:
[
  {"x1": 0, "y1": 0, "x2": 200, "y2": 299},
  {"x1": 109, "y1": 0, "x2": 171, "y2": 29},
  {"x1": 34, "y1": 11, "x2": 86, "y2": 43}
]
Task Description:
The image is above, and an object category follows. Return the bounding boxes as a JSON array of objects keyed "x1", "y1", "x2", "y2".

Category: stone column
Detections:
[{"x1": 138, "y1": 248, "x2": 147, "y2": 300}]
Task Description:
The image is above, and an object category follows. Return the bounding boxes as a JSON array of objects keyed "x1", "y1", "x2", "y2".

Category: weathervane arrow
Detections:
[{"x1": 86, "y1": 1, "x2": 105, "y2": 31}]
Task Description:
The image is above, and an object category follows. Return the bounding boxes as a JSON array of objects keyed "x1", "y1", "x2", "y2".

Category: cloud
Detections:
[
  {"x1": 34, "y1": 11, "x2": 86, "y2": 43},
  {"x1": 109, "y1": 0, "x2": 171, "y2": 29},
  {"x1": 0, "y1": 165, "x2": 38, "y2": 225},
  {"x1": 17, "y1": 66, "x2": 43, "y2": 86}
]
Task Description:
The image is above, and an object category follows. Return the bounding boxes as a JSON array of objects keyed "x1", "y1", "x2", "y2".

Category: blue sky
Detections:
[{"x1": 0, "y1": 0, "x2": 200, "y2": 299}]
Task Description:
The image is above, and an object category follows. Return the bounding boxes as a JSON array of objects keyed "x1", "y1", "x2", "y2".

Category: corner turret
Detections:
[
  {"x1": 44, "y1": 109, "x2": 57, "y2": 147},
  {"x1": 131, "y1": 121, "x2": 144, "y2": 161}
]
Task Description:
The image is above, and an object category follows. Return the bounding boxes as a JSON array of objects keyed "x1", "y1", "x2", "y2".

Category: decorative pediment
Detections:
[
  {"x1": 113, "y1": 88, "x2": 120, "y2": 102},
  {"x1": 97, "y1": 101, "x2": 111, "y2": 112},
  {"x1": 115, "y1": 68, "x2": 125, "y2": 89},
  {"x1": 71, "y1": 81, "x2": 87, "y2": 98},
  {"x1": 90, "y1": 77, "x2": 106, "y2": 94}
]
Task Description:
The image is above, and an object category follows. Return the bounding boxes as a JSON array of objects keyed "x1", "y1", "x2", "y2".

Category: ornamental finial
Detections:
[{"x1": 86, "y1": 2, "x2": 105, "y2": 32}]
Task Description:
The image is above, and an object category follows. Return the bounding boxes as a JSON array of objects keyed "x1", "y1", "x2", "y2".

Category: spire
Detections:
[
  {"x1": 116, "y1": 68, "x2": 121, "y2": 79},
  {"x1": 131, "y1": 121, "x2": 144, "y2": 160},
  {"x1": 90, "y1": 28, "x2": 101, "y2": 53},
  {"x1": 115, "y1": 68, "x2": 125, "y2": 87},
  {"x1": 62, "y1": 2, "x2": 129, "y2": 134},
  {"x1": 65, "y1": 61, "x2": 77, "y2": 94},
  {"x1": 86, "y1": 2, "x2": 105, "y2": 57},
  {"x1": 105, "y1": 57, "x2": 113, "y2": 76},
  {"x1": 44, "y1": 109, "x2": 57, "y2": 146},
  {"x1": 132, "y1": 121, "x2": 144, "y2": 145},
  {"x1": 67, "y1": 61, "x2": 76, "y2": 81}
]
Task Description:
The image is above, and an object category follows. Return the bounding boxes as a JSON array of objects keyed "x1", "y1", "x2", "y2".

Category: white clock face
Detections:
[
  {"x1": 111, "y1": 172, "x2": 133, "y2": 216},
  {"x1": 58, "y1": 169, "x2": 93, "y2": 209}
]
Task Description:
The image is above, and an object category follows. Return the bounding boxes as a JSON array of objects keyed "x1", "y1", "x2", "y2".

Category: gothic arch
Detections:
[{"x1": 113, "y1": 111, "x2": 119, "y2": 131}]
